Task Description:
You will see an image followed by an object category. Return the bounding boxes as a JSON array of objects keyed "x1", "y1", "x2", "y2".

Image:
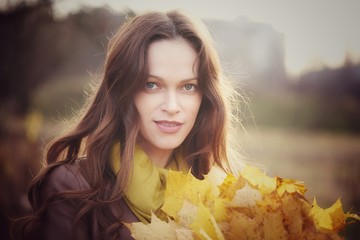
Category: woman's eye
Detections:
[
  {"x1": 145, "y1": 82, "x2": 158, "y2": 90},
  {"x1": 183, "y1": 84, "x2": 197, "y2": 92}
]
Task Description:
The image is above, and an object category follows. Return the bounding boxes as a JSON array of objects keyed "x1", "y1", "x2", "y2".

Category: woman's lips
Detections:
[{"x1": 154, "y1": 121, "x2": 183, "y2": 133}]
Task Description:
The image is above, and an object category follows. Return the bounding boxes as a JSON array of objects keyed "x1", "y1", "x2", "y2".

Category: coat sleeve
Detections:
[{"x1": 39, "y1": 164, "x2": 91, "y2": 240}]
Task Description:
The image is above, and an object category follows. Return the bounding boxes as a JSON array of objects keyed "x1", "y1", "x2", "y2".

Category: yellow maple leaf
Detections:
[
  {"x1": 280, "y1": 192, "x2": 305, "y2": 239},
  {"x1": 328, "y1": 199, "x2": 346, "y2": 231},
  {"x1": 221, "y1": 208, "x2": 261, "y2": 240},
  {"x1": 168, "y1": 220, "x2": 194, "y2": 240},
  {"x1": 229, "y1": 183, "x2": 262, "y2": 208},
  {"x1": 276, "y1": 177, "x2": 307, "y2": 196},
  {"x1": 162, "y1": 170, "x2": 213, "y2": 218},
  {"x1": 310, "y1": 198, "x2": 345, "y2": 231},
  {"x1": 257, "y1": 191, "x2": 282, "y2": 212},
  {"x1": 217, "y1": 173, "x2": 238, "y2": 200},
  {"x1": 190, "y1": 203, "x2": 225, "y2": 240},
  {"x1": 205, "y1": 165, "x2": 228, "y2": 197},
  {"x1": 240, "y1": 165, "x2": 277, "y2": 194},
  {"x1": 125, "y1": 212, "x2": 191, "y2": 240},
  {"x1": 177, "y1": 201, "x2": 198, "y2": 227},
  {"x1": 212, "y1": 198, "x2": 227, "y2": 222},
  {"x1": 263, "y1": 210, "x2": 288, "y2": 240}
]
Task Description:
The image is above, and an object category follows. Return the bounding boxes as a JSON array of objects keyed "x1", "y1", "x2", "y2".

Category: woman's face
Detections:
[{"x1": 134, "y1": 39, "x2": 202, "y2": 160}]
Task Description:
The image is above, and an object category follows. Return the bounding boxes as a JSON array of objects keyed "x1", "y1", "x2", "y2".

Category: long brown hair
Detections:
[{"x1": 20, "y1": 10, "x2": 232, "y2": 239}]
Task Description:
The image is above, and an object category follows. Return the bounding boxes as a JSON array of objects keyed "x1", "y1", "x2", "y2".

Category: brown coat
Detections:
[{"x1": 34, "y1": 163, "x2": 138, "y2": 240}]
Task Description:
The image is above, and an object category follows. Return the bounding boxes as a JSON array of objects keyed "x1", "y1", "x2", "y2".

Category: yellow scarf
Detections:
[{"x1": 111, "y1": 143, "x2": 189, "y2": 223}]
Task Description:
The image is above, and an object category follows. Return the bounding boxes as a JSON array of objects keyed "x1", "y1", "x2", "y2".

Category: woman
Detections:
[{"x1": 20, "y1": 10, "x2": 239, "y2": 239}]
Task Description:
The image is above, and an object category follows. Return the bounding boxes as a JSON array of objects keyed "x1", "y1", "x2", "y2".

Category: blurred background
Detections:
[{"x1": 1, "y1": 0, "x2": 359, "y2": 239}]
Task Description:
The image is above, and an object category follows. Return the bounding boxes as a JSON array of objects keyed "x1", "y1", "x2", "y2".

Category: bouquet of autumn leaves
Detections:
[{"x1": 125, "y1": 165, "x2": 359, "y2": 240}]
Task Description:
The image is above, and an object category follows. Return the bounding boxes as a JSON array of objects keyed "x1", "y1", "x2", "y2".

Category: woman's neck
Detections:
[{"x1": 137, "y1": 142, "x2": 173, "y2": 168}]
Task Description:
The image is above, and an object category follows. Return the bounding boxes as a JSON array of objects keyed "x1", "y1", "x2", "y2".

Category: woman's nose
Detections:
[{"x1": 161, "y1": 91, "x2": 180, "y2": 114}]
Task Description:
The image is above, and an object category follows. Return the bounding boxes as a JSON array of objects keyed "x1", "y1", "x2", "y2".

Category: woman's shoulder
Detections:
[{"x1": 42, "y1": 161, "x2": 90, "y2": 196}]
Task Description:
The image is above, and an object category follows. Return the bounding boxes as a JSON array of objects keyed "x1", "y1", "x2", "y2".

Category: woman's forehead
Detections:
[{"x1": 147, "y1": 39, "x2": 198, "y2": 81}]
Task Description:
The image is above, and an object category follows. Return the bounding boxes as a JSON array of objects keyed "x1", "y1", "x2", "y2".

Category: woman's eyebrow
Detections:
[{"x1": 148, "y1": 74, "x2": 198, "y2": 83}]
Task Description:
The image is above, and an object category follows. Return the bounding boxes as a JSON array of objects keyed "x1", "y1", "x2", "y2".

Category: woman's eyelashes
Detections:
[
  {"x1": 145, "y1": 82, "x2": 198, "y2": 92},
  {"x1": 181, "y1": 83, "x2": 198, "y2": 92},
  {"x1": 144, "y1": 81, "x2": 198, "y2": 93},
  {"x1": 145, "y1": 82, "x2": 160, "y2": 90}
]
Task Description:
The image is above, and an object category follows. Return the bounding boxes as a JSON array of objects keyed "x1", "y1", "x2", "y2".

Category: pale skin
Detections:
[{"x1": 134, "y1": 38, "x2": 202, "y2": 168}]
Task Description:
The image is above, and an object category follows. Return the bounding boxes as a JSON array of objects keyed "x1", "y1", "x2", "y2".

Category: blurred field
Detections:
[{"x1": 237, "y1": 126, "x2": 360, "y2": 212}]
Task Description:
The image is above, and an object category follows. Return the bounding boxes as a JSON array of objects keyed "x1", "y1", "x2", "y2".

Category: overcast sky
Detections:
[{"x1": 49, "y1": 0, "x2": 360, "y2": 76}]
